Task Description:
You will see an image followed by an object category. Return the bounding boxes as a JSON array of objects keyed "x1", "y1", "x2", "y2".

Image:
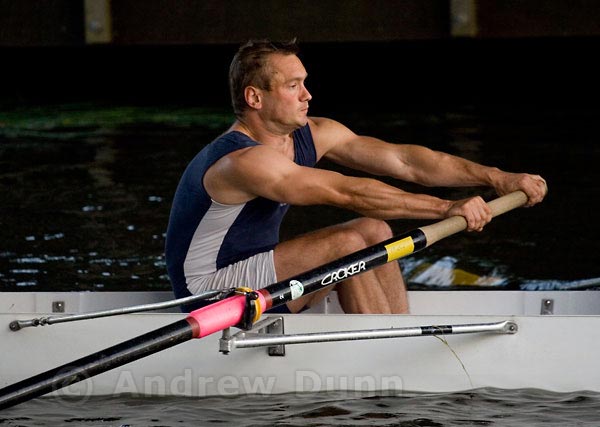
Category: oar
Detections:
[{"x1": 0, "y1": 190, "x2": 529, "y2": 410}]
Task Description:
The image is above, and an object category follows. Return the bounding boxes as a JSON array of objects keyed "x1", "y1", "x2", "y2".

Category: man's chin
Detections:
[{"x1": 298, "y1": 114, "x2": 309, "y2": 126}]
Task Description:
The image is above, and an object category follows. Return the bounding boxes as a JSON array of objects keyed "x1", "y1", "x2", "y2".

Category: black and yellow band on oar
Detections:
[{"x1": 384, "y1": 229, "x2": 428, "y2": 262}]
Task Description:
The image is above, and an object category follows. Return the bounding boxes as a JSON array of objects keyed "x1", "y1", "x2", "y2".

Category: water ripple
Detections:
[{"x1": 2, "y1": 389, "x2": 600, "y2": 426}]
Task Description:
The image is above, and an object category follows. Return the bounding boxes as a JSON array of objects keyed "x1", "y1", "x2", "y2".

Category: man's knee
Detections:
[
  {"x1": 338, "y1": 228, "x2": 367, "y2": 254},
  {"x1": 334, "y1": 218, "x2": 393, "y2": 255},
  {"x1": 349, "y1": 217, "x2": 393, "y2": 245}
]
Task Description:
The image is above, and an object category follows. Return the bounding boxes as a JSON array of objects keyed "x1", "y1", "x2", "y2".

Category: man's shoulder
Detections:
[
  {"x1": 213, "y1": 143, "x2": 282, "y2": 173},
  {"x1": 210, "y1": 130, "x2": 256, "y2": 147},
  {"x1": 308, "y1": 116, "x2": 355, "y2": 154},
  {"x1": 201, "y1": 131, "x2": 259, "y2": 159},
  {"x1": 308, "y1": 116, "x2": 353, "y2": 136},
  {"x1": 307, "y1": 116, "x2": 332, "y2": 129}
]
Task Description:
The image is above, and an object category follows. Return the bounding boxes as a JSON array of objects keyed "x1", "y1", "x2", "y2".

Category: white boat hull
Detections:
[{"x1": 2, "y1": 291, "x2": 600, "y2": 398}]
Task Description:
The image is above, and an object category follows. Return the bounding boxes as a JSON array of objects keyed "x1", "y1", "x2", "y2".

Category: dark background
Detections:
[
  {"x1": 1, "y1": 1, "x2": 599, "y2": 291},
  {"x1": 2, "y1": 0, "x2": 600, "y2": 112}
]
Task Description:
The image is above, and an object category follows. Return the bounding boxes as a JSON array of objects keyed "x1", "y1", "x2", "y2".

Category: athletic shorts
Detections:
[{"x1": 186, "y1": 250, "x2": 278, "y2": 295}]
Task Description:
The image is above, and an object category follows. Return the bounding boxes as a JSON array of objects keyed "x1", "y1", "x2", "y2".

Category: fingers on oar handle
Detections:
[{"x1": 420, "y1": 191, "x2": 528, "y2": 247}]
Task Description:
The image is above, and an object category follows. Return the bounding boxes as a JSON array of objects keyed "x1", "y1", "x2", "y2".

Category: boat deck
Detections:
[{"x1": 3, "y1": 290, "x2": 600, "y2": 316}]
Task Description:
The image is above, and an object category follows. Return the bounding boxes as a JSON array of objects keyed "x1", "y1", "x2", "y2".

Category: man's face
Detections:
[{"x1": 260, "y1": 53, "x2": 312, "y2": 130}]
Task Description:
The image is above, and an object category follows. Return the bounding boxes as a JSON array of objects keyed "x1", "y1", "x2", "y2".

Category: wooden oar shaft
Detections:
[{"x1": 0, "y1": 319, "x2": 195, "y2": 410}]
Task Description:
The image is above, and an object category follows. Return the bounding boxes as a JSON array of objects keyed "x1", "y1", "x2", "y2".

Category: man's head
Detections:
[{"x1": 229, "y1": 39, "x2": 300, "y2": 117}]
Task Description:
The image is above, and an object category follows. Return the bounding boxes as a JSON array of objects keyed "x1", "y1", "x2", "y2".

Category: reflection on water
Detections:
[
  {"x1": 2, "y1": 388, "x2": 600, "y2": 426},
  {"x1": 1, "y1": 105, "x2": 599, "y2": 291}
]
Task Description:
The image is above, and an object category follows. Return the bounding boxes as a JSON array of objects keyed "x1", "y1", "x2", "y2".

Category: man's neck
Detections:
[{"x1": 231, "y1": 119, "x2": 294, "y2": 148}]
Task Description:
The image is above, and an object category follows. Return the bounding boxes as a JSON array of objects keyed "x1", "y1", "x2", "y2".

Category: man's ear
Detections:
[{"x1": 244, "y1": 86, "x2": 262, "y2": 109}]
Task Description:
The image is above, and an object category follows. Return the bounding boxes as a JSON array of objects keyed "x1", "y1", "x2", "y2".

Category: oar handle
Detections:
[{"x1": 419, "y1": 190, "x2": 528, "y2": 247}]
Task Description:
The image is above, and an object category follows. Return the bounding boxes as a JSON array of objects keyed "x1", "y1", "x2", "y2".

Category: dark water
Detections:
[
  {"x1": 1, "y1": 105, "x2": 599, "y2": 292},
  {"x1": 2, "y1": 388, "x2": 600, "y2": 426}
]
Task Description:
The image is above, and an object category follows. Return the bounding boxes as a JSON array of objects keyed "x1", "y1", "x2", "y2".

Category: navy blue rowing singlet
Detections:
[{"x1": 165, "y1": 125, "x2": 317, "y2": 308}]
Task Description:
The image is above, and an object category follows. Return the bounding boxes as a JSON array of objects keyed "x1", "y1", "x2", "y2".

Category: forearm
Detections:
[
  {"x1": 338, "y1": 177, "x2": 499, "y2": 232},
  {"x1": 285, "y1": 171, "x2": 496, "y2": 231},
  {"x1": 396, "y1": 145, "x2": 502, "y2": 188},
  {"x1": 336, "y1": 177, "x2": 452, "y2": 220}
]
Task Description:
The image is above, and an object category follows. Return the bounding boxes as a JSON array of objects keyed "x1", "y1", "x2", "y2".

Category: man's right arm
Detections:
[{"x1": 204, "y1": 145, "x2": 493, "y2": 231}]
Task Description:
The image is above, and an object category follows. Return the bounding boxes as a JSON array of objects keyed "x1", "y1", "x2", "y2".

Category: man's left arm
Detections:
[{"x1": 314, "y1": 118, "x2": 547, "y2": 207}]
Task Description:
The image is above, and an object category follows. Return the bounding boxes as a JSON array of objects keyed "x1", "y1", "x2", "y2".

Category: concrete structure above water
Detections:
[{"x1": 1, "y1": 1, "x2": 600, "y2": 46}]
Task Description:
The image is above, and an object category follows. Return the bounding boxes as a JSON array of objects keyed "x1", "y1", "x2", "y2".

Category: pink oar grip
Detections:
[{"x1": 186, "y1": 293, "x2": 266, "y2": 338}]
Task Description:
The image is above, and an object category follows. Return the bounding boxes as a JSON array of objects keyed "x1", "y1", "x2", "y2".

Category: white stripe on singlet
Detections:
[{"x1": 183, "y1": 200, "x2": 277, "y2": 293}]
